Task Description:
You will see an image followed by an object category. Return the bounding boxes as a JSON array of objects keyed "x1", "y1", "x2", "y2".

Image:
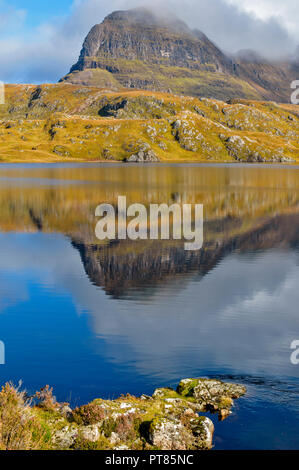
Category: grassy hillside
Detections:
[
  {"x1": 61, "y1": 64, "x2": 265, "y2": 101},
  {"x1": 0, "y1": 83, "x2": 298, "y2": 163}
]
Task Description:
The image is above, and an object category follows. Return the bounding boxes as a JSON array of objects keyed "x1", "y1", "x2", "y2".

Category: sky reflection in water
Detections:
[{"x1": 0, "y1": 164, "x2": 298, "y2": 449}]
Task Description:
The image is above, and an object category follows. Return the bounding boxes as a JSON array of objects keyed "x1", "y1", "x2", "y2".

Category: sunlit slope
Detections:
[{"x1": 0, "y1": 83, "x2": 298, "y2": 162}]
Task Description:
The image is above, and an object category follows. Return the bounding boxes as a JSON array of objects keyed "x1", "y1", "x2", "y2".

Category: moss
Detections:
[
  {"x1": 177, "y1": 379, "x2": 199, "y2": 397},
  {"x1": 148, "y1": 416, "x2": 164, "y2": 434},
  {"x1": 72, "y1": 434, "x2": 113, "y2": 450}
]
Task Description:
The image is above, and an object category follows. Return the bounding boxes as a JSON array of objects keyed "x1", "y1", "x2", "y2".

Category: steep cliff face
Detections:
[
  {"x1": 61, "y1": 7, "x2": 298, "y2": 102},
  {"x1": 71, "y1": 8, "x2": 232, "y2": 73}
]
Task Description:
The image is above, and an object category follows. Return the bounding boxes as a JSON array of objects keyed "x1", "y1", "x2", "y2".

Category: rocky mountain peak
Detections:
[
  {"x1": 61, "y1": 7, "x2": 298, "y2": 103},
  {"x1": 69, "y1": 7, "x2": 231, "y2": 76}
]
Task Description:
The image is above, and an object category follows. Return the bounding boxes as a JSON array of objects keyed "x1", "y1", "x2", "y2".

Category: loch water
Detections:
[{"x1": 0, "y1": 163, "x2": 298, "y2": 449}]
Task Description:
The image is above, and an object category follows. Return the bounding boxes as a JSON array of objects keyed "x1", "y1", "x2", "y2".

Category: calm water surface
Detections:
[{"x1": 0, "y1": 163, "x2": 298, "y2": 450}]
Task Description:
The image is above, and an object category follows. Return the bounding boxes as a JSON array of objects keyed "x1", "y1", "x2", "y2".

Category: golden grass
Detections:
[{"x1": 0, "y1": 83, "x2": 298, "y2": 163}]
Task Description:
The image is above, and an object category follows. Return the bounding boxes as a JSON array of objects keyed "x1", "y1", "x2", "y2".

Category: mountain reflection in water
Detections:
[{"x1": 0, "y1": 163, "x2": 298, "y2": 449}]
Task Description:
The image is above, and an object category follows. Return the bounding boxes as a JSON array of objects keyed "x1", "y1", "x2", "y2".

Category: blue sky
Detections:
[
  {"x1": 9, "y1": 0, "x2": 73, "y2": 26},
  {"x1": 0, "y1": 0, "x2": 298, "y2": 84}
]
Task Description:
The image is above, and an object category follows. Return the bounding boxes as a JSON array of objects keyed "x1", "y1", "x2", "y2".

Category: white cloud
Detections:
[
  {"x1": 226, "y1": 0, "x2": 299, "y2": 37},
  {"x1": 1, "y1": 232, "x2": 298, "y2": 380}
]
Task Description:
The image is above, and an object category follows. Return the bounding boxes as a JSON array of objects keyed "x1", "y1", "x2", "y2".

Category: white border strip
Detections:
[
  {"x1": 0, "y1": 81, "x2": 4, "y2": 105},
  {"x1": 0, "y1": 341, "x2": 5, "y2": 365}
]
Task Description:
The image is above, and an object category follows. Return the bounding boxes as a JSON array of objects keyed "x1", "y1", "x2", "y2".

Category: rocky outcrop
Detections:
[
  {"x1": 222, "y1": 134, "x2": 296, "y2": 163},
  {"x1": 53, "y1": 426, "x2": 78, "y2": 449},
  {"x1": 126, "y1": 149, "x2": 159, "y2": 162},
  {"x1": 69, "y1": 8, "x2": 232, "y2": 75},
  {"x1": 49, "y1": 377, "x2": 246, "y2": 450},
  {"x1": 177, "y1": 378, "x2": 246, "y2": 419},
  {"x1": 148, "y1": 415, "x2": 214, "y2": 450},
  {"x1": 155, "y1": 378, "x2": 246, "y2": 422},
  {"x1": 0, "y1": 377, "x2": 243, "y2": 449}
]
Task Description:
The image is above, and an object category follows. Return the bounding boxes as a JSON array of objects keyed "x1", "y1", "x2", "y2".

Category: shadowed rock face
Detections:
[
  {"x1": 61, "y1": 7, "x2": 298, "y2": 102},
  {"x1": 71, "y1": 213, "x2": 299, "y2": 299}
]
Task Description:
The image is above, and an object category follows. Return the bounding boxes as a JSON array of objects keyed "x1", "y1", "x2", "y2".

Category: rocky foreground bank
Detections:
[{"x1": 0, "y1": 378, "x2": 246, "y2": 450}]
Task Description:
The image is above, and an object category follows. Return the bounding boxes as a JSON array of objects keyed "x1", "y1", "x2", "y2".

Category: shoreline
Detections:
[
  {"x1": 0, "y1": 159, "x2": 298, "y2": 166},
  {"x1": 0, "y1": 377, "x2": 246, "y2": 450}
]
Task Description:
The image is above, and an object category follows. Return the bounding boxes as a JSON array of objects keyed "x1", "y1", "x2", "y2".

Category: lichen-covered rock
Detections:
[
  {"x1": 148, "y1": 417, "x2": 194, "y2": 450},
  {"x1": 189, "y1": 416, "x2": 214, "y2": 449},
  {"x1": 126, "y1": 149, "x2": 159, "y2": 162},
  {"x1": 53, "y1": 425, "x2": 78, "y2": 449},
  {"x1": 224, "y1": 134, "x2": 294, "y2": 163},
  {"x1": 193, "y1": 379, "x2": 246, "y2": 401},
  {"x1": 172, "y1": 118, "x2": 201, "y2": 152},
  {"x1": 109, "y1": 432, "x2": 121, "y2": 445},
  {"x1": 148, "y1": 415, "x2": 214, "y2": 450},
  {"x1": 177, "y1": 378, "x2": 246, "y2": 416},
  {"x1": 177, "y1": 379, "x2": 199, "y2": 397},
  {"x1": 59, "y1": 404, "x2": 73, "y2": 420},
  {"x1": 80, "y1": 424, "x2": 100, "y2": 442},
  {"x1": 152, "y1": 387, "x2": 175, "y2": 398}
]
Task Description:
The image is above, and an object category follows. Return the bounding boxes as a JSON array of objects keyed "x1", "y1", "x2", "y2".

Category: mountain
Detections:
[{"x1": 60, "y1": 7, "x2": 299, "y2": 102}]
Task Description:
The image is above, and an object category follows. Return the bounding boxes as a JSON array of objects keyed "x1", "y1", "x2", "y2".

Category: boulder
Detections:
[
  {"x1": 81, "y1": 424, "x2": 100, "y2": 442},
  {"x1": 126, "y1": 149, "x2": 159, "y2": 163},
  {"x1": 148, "y1": 417, "x2": 194, "y2": 450},
  {"x1": 148, "y1": 415, "x2": 214, "y2": 450},
  {"x1": 152, "y1": 387, "x2": 174, "y2": 398},
  {"x1": 53, "y1": 426, "x2": 78, "y2": 449},
  {"x1": 177, "y1": 378, "x2": 246, "y2": 416},
  {"x1": 110, "y1": 432, "x2": 121, "y2": 445},
  {"x1": 59, "y1": 404, "x2": 73, "y2": 420},
  {"x1": 189, "y1": 416, "x2": 214, "y2": 449}
]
